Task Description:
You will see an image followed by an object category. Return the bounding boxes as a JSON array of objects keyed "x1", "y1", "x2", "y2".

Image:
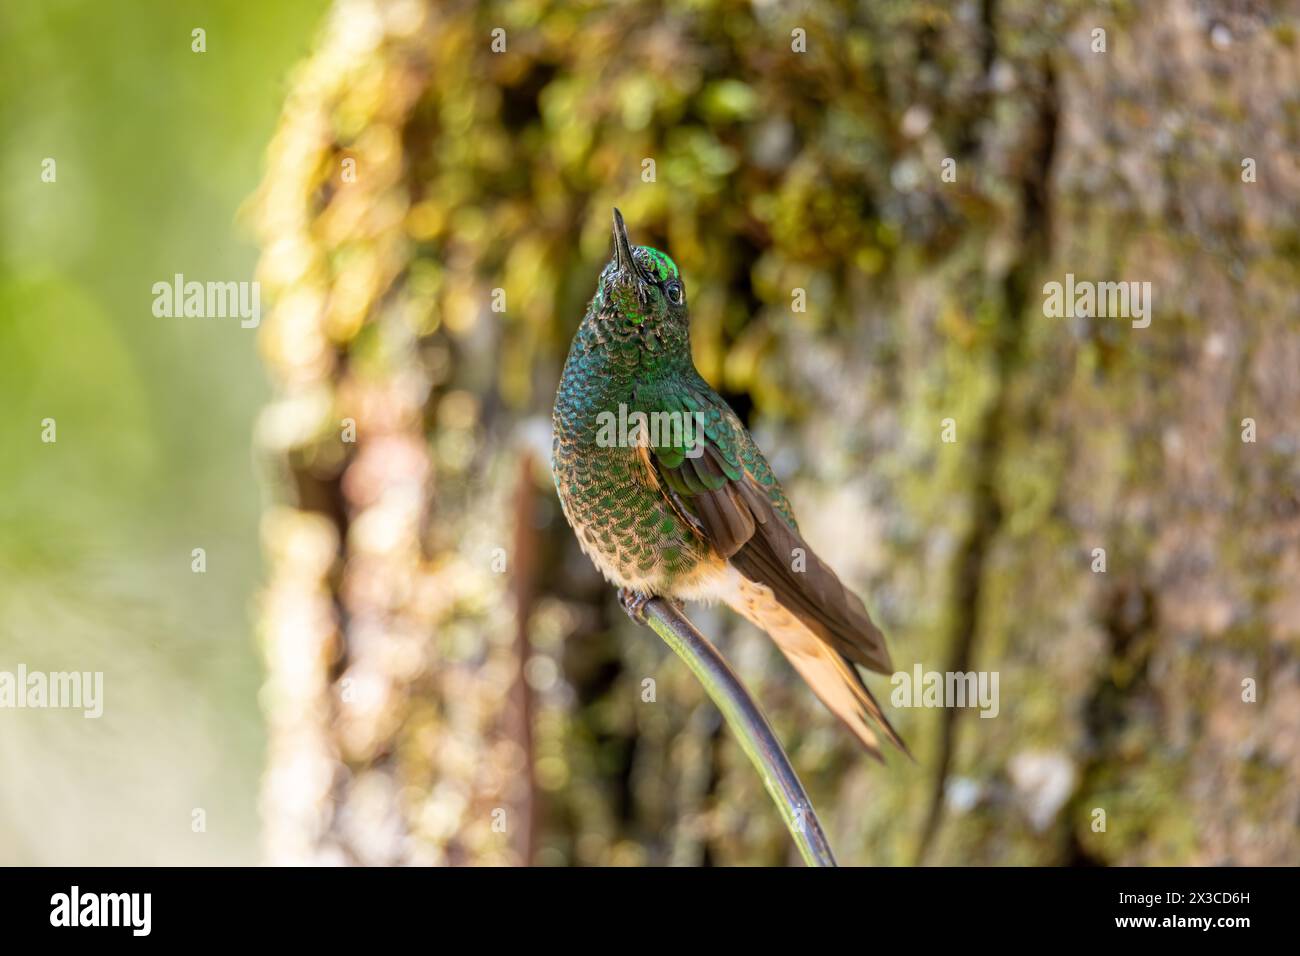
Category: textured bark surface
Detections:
[{"x1": 254, "y1": 0, "x2": 1300, "y2": 865}]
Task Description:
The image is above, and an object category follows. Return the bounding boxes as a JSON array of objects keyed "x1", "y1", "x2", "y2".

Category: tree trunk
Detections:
[{"x1": 253, "y1": 0, "x2": 1300, "y2": 865}]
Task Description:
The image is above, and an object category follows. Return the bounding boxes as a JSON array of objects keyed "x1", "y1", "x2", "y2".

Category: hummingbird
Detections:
[{"x1": 552, "y1": 209, "x2": 907, "y2": 759}]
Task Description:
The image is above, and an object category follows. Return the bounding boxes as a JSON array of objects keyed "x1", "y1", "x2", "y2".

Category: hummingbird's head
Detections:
[{"x1": 593, "y1": 208, "x2": 688, "y2": 337}]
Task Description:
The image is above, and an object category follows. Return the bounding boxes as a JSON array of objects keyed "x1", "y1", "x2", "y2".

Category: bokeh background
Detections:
[
  {"x1": 0, "y1": 0, "x2": 330, "y2": 864},
  {"x1": 3, "y1": 0, "x2": 1299, "y2": 866}
]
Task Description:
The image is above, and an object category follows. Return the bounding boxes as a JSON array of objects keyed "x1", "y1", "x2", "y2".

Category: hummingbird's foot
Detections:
[
  {"x1": 618, "y1": 589, "x2": 685, "y2": 623},
  {"x1": 618, "y1": 588, "x2": 655, "y2": 623}
]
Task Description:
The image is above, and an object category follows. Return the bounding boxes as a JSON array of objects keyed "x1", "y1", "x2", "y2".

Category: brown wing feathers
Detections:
[
  {"x1": 678, "y1": 445, "x2": 893, "y2": 675},
  {"x1": 655, "y1": 443, "x2": 906, "y2": 755},
  {"x1": 731, "y1": 496, "x2": 893, "y2": 675}
]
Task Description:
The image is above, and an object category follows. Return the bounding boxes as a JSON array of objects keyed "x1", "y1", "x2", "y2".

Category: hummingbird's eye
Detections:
[{"x1": 666, "y1": 281, "x2": 683, "y2": 305}]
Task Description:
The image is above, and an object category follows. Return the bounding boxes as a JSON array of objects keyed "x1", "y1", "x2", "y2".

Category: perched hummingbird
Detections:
[{"x1": 552, "y1": 209, "x2": 907, "y2": 759}]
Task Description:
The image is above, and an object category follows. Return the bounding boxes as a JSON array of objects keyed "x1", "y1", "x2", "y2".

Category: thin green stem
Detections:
[{"x1": 639, "y1": 597, "x2": 837, "y2": 867}]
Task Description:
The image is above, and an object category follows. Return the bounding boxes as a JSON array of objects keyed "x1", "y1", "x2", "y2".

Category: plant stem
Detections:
[{"x1": 639, "y1": 597, "x2": 838, "y2": 867}]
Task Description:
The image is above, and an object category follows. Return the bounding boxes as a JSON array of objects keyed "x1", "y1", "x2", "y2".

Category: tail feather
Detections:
[
  {"x1": 728, "y1": 479, "x2": 893, "y2": 675},
  {"x1": 725, "y1": 576, "x2": 908, "y2": 759}
]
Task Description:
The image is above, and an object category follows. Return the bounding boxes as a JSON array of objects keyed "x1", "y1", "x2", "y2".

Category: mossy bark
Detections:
[{"x1": 255, "y1": 0, "x2": 1300, "y2": 865}]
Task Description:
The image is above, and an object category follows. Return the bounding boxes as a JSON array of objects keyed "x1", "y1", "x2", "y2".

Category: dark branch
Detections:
[{"x1": 634, "y1": 597, "x2": 837, "y2": 867}]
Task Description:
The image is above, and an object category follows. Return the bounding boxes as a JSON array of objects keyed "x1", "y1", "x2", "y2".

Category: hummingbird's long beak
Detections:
[{"x1": 612, "y1": 208, "x2": 636, "y2": 278}]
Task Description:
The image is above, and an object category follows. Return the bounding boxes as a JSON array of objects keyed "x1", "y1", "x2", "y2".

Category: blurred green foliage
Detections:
[{"x1": 0, "y1": 0, "x2": 329, "y2": 864}]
